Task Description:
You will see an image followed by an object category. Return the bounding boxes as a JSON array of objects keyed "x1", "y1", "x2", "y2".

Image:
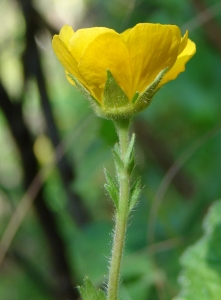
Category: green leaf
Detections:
[
  {"x1": 112, "y1": 144, "x2": 124, "y2": 172},
  {"x1": 97, "y1": 289, "x2": 106, "y2": 300},
  {"x1": 175, "y1": 199, "x2": 221, "y2": 300},
  {"x1": 78, "y1": 277, "x2": 106, "y2": 300},
  {"x1": 103, "y1": 70, "x2": 129, "y2": 108},
  {"x1": 124, "y1": 133, "x2": 135, "y2": 171},
  {"x1": 129, "y1": 177, "x2": 141, "y2": 212},
  {"x1": 78, "y1": 277, "x2": 97, "y2": 300},
  {"x1": 127, "y1": 149, "x2": 135, "y2": 175},
  {"x1": 104, "y1": 168, "x2": 119, "y2": 208},
  {"x1": 121, "y1": 252, "x2": 155, "y2": 299}
]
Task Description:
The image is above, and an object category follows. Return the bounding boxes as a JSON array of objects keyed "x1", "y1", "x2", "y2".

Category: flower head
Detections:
[{"x1": 52, "y1": 23, "x2": 196, "y2": 119}]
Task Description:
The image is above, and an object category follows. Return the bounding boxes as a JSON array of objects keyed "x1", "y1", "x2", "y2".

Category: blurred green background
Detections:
[{"x1": 0, "y1": 0, "x2": 221, "y2": 299}]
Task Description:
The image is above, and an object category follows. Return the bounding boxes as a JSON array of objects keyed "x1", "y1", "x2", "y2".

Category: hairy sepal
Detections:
[
  {"x1": 67, "y1": 73, "x2": 101, "y2": 110},
  {"x1": 103, "y1": 70, "x2": 129, "y2": 109},
  {"x1": 133, "y1": 67, "x2": 168, "y2": 112}
]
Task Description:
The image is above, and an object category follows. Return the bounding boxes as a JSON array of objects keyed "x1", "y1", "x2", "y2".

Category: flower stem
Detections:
[{"x1": 107, "y1": 118, "x2": 131, "y2": 300}]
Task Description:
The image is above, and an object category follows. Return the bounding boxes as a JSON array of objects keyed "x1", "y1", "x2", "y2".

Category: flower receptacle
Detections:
[{"x1": 68, "y1": 69, "x2": 168, "y2": 120}]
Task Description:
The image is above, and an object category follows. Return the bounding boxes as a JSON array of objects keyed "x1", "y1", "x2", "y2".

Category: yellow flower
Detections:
[{"x1": 52, "y1": 23, "x2": 196, "y2": 119}]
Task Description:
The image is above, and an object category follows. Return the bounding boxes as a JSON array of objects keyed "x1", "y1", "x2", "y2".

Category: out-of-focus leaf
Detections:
[
  {"x1": 175, "y1": 199, "x2": 221, "y2": 300},
  {"x1": 120, "y1": 252, "x2": 155, "y2": 300}
]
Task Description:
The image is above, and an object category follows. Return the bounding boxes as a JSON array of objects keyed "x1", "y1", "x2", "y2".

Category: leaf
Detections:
[
  {"x1": 121, "y1": 252, "x2": 155, "y2": 299},
  {"x1": 127, "y1": 149, "x2": 135, "y2": 175},
  {"x1": 175, "y1": 199, "x2": 221, "y2": 300},
  {"x1": 78, "y1": 277, "x2": 98, "y2": 299},
  {"x1": 78, "y1": 277, "x2": 106, "y2": 300},
  {"x1": 104, "y1": 168, "x2": 119, "y2": 208},
  {"x1": 124, "y1": 133, "x2": 135, "y2": 172},
  {"x1": 112, "y1": 144, "x2": 124, "y2": 172},
  {"x1": 97, "y1": 289, "x2": 106, "y2": 300},
  {"x1": 129, "y1": 177, "x2": 141, "y2": 212}
]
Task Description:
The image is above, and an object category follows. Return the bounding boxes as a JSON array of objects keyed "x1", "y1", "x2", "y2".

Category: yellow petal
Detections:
[
  {"x1": 120, "y1": 27, "x2": 132, "y2": 42},
  {"x1": 159, "y1": 39, "x2": 196, "y2": 86},
  {"x1": 52, "y1": 35, "x2": 85, "y2": 84},
  {"x1": 178, "y1": 31, "x2": 188, "y2": 55},
  {"x1": 59, "y1": 24, "x2": 75, "y2": 48},
  {"x1": 69, "y1": 27, "x2": 113, "y2": 63},
  {"x1": 169, "y1": 24, "x2": 182, "y2": 43},
  {"x1": 77, "y1": 31, "x2": 133, "y2": 101},
  {"x1": 88, "y1": 86, "x2": 104, "y2": 103},
  {"x1": 124, "y1": 23, "x2": 181, "y2": 95},
  {"x1": 65, "y1": 70, "x2": 75, "y2": 85}
]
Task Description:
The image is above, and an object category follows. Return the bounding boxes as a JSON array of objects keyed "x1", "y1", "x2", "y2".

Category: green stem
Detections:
[{"x1": 107, "y1": 118, "x2": 131, "y2": 300}]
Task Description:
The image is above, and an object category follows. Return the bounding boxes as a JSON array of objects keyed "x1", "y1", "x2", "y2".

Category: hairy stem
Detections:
[{"x1": 107, "y1": 118, "x2": 131, "y2": 300}]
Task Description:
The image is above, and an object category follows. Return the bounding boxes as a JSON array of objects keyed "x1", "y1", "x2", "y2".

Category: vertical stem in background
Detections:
[{"x1": 107, "y1": 118, "x2": 131, "y2": 300}]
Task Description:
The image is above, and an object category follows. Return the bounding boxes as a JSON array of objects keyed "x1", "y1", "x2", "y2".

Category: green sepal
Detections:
[
  {"x1": 133, "y1": 68, "x2": 168, "y2": 111},
  {"x1": 104, "y1": 168, "x2": 119, "y2": 208},
  {"x1": 129, "y1": 177, "x2": 141, "y2": 212},
  {"x1": 78, "y1": 277, "x2": 106, "y2": 300},
  {"x1": 67, "y1": 73, "x2": 101, "y2": 110},
  {"x1": 67, "y1": 68, "x2": 168, "y2": 120},
  {"x1": 112, "y1": 144, "x2": 124, "y2": 172},
  {"x1": 124, "y1": 133, "x2": 135, "y2": 172},
  {"x1": 103, "y1": 70, "x2": 129, "y2": 109},
  {"x1": 132, "y1": 91, "x2": 139, "y2": 103}
]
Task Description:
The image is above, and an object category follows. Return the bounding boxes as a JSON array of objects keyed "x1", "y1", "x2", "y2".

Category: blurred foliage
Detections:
[
  {"x1": 0, "y1": 0, "x2": 221, "y2": 299},
  {"x1": 175, "y1": 200, "x2": 221, "y2": 300}
]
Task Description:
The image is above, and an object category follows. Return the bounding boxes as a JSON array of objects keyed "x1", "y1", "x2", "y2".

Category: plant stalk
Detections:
[{"x1": 107, "y1": 118, "x2": 131, "y2": 300}]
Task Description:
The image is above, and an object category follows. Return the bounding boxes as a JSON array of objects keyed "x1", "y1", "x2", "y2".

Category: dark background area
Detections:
[{"x1": 0, "y1": 0, "x2": 221, "y2": 299}]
